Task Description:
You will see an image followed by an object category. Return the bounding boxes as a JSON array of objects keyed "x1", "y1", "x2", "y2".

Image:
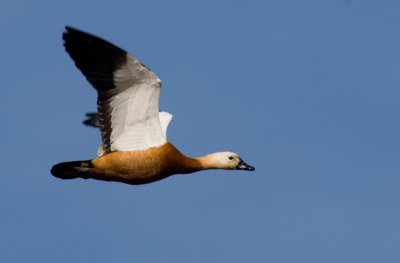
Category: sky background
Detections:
[{"x1": 1, "y1": 0, "x2": 400, "y2": 262}]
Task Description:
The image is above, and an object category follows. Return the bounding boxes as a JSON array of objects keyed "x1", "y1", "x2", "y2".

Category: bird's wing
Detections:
[
  {"x1": 82, "y1": 111, "x2": 173, "y2": 138},
  {"x1": 63, "y1": 26, "x2": 167, "y2": 153}
]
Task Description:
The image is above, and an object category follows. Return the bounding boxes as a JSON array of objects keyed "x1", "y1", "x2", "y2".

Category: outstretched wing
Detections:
[
  {"x1": 83, "y1": 111, "x2": 173, "y2": 137},
  {"x1": 63, "y1": 26, "x2": 166, "y2": 153}
]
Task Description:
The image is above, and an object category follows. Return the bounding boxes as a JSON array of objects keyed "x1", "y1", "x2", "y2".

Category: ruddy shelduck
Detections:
[{"x1": 51, "y1": 26, "x2": 254, "y2": 185}]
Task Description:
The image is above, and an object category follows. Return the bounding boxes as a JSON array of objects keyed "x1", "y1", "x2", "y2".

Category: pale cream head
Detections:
[{"x1": 200, "y1": 152, "x2": 255, "y2": 171}]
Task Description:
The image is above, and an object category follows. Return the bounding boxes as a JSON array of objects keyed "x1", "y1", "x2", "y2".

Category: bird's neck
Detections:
[
  {"x1": 192, "y1": 153, "x2": 223, "y2": 170},
  {"x1": 162, "y1": 143, "x2": 222, "y2": 173}
]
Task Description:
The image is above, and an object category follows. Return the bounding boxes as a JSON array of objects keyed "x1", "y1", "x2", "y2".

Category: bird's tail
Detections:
[{"x1": 51, "y1": 160, "x2": 93, "y2": 180}]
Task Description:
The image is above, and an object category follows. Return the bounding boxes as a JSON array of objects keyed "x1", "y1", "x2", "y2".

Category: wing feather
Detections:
[{"x1": 63, "y1": 26, "x2": 166, "y2": 152}]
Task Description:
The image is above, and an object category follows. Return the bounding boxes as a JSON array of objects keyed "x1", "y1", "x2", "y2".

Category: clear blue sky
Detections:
[{"x1": 1, "y1": 0, "x2": 400, "y2": 262}]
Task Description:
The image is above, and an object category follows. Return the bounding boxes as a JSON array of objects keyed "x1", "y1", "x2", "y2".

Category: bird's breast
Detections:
[{"x1": 89, "y1": 142, "x2": 200, "y2": 184}]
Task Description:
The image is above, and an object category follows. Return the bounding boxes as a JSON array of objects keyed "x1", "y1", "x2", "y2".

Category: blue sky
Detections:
[{"x1": 1, "y1": 0, "x2": 400, "y2": 262}]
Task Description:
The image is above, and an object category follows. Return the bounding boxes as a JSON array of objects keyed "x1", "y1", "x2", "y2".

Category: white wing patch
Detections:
[
  {"x1": 95, "y1": 111, "x2": 172, "y2": 156},
  {"x1": 159, "y1": 111, "x2": 173, "y2": 137},
  {"x1": 107, "y1": 55, "x2": 166, "y2": 151}
]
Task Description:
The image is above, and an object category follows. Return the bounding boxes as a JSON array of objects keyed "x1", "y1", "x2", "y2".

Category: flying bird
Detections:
[{"x1": 51, "y1": 26, "x2": 254, "y2": 185}]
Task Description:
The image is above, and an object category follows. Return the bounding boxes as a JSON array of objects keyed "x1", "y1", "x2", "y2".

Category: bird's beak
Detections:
[{"x1": 236, "y1": 159, "x2": 255, "y2": 171}]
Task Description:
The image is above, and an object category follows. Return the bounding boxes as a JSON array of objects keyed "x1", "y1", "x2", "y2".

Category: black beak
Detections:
[{"x1": 236, "y1": 159, "x2": 255, "y2": 171}]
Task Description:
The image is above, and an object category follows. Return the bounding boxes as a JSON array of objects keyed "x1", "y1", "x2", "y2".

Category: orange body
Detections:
[{"x1": 90, "y1": 142, "x2": 202, "y2": 184}]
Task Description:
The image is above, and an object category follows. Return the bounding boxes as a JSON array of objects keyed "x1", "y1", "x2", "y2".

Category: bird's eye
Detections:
[{"x1": 229, "y1": 156, "x2": 234, "y2": 160}]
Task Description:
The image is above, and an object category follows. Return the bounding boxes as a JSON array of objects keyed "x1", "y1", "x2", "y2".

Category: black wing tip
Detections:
[
  {"x1": 62, "y1": 26, "x2": 85, "y2": 41},
  {"x1": 62, "y1": 26, "x2": 98, "y2": 47},
  {"x1": 62, "y1": 25, "x2": 128, "y2": 91},
  {"x1": 65, "y1": 25, "x2": 76, "y2": 31},
  {"x1": 63, "y1": 26, "x2": 100, "y2": 39},
  {"x1": 64, "y1": 25, "x2": 75, "y2": 33},
  {"x1": 63, "y1": 25, "x2": 92, "y2": 36},
  {"x1": 62, "y1": 25, "x2": 128, "y2": 60},
  {"x1": 62, "y1": 26, "x2": 125, "y2": 50}
]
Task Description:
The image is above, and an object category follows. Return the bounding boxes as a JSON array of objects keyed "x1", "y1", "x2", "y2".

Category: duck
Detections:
[{"x1": 51, "y1": 26, "x2": 254, "y2": 185}]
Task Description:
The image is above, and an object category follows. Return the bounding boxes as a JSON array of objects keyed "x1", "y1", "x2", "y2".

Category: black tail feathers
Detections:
[{"x1": 51, "y1": 160, "x2": 93, "y2": 180}]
